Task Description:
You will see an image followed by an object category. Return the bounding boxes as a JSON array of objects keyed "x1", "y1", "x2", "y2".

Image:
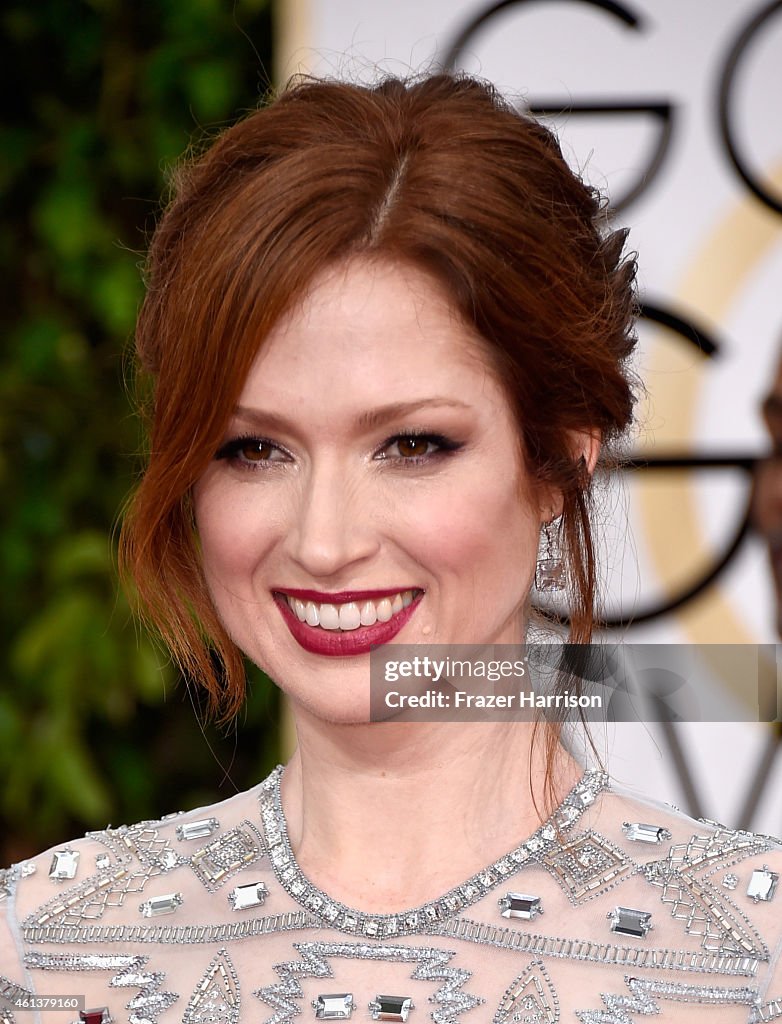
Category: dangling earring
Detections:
[{"x1": 535, "y1": 515, "x2": 565, "y2": 592}]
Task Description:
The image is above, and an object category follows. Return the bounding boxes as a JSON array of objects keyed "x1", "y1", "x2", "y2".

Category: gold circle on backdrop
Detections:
[{"x1": 638, "y1": 163, "x2": 782, "y2": 709}]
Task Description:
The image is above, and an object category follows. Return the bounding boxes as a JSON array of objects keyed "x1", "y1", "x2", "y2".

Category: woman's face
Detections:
[{"x1": 193, "y1": 259, "x2": 546, "y2": 722}]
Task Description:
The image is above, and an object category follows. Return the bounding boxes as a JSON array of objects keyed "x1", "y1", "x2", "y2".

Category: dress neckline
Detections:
[{"x1": 257, "y1": 764, "x2": 608, "y2": 938}]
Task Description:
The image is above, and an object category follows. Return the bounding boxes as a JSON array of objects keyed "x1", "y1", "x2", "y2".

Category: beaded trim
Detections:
[
  {"x1": 0, "y1": 974, "x2": 35, "y2": 1024},
  {"x1": 22, "y1": 865, "x2": 159, "y2": 930},
  {"x1": 21, "y1": 820, "x2": 191, "y2": 932},
  {"x1": 22, "y1": 910, "x2": 322, "y2": 945},
  {"x1": 182, "y1": 948, "x2": 240, "y2": 1024},
  {"x1": 253, "y1": 941, "x2": 482, "y2": 1023},
  {"x1": 644, "y1": 832, "x2": 771, "y2": 959},
  {"x1": 0, "y1": 868, "x2": 14, "y2": 903},
  {"x1": 0, "y1": 861, "x2": 36, "y2": 902},
  {"x1": 189, "y1": 820, "x2": 265, "y2": 892},
  {"x1": 94, "y1": 821, "x2": 180, "y2": 871},
  {"x1": 539, "y1": 829, "x2": 636, "y2": 905},
  {"x1": 436, "y1": 916, "x2": 762, "y2": 977},
  {"x1": 258, "y1": 765, "x2": 608, "y2": 937},
  {"x1": 24, "y1": 952, "x2": 178, "y2": 1023},
  {"x1": 26, "y1": 952, "x2": 155, "y2": 969},
  {"x1": 645, "y1": 867, "x2": 768, "y2": 958},
  {"x1": 576, "y1": 976, "x2": 759, "y2": 1021},
  {"x1": 753, "y1": 998, "x2": 782, "y2": 1022},
  {"x1": 493, "y1": 959, "x2": 559, "y2": 1023}
]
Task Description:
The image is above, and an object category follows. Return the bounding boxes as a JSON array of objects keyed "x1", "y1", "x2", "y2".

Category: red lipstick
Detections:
[{"x1": 273, "y1": 590, "x2": 423, "y2": 657}]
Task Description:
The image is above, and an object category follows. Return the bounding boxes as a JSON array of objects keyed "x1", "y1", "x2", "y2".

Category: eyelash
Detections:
[
  {"x1": 214, "y1": 431, "x2": 463, "y2": 471},
  {"x1": 375, "y1": 431, "x2": 463, "y2": 466}
]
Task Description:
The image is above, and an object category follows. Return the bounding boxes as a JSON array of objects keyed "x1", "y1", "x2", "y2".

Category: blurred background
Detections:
[
  {"x1": 2, "y1": 0, "x2": 781, "y2": 863},
  {"x1": 0, "y1": 0, "x2": 280, "y2": 865}
]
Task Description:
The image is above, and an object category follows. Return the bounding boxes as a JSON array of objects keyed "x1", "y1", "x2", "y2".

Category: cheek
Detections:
[
  {"x1": 193, "y1": 485, "x2": 281, "y2": 593},
  {"x1": 397, "y1": 472, "x2": 539, "y2": 580}
]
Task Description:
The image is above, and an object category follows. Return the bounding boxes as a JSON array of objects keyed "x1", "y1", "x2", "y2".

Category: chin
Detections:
[
  {"x1": 275, "y1": 679, "x2": 373, "y2": 726},
  {"x1": 294, "y1": 699, "x2": 376, "y2": 727}
]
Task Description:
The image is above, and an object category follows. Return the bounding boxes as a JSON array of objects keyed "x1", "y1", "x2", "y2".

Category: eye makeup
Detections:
[{"x1": 214, "y1": 428, "x2": 465, "y2": 472}]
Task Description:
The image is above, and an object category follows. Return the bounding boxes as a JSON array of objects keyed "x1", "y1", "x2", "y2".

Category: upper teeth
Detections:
[{"x1": 284, "y1": 590, "x2": 417, "y2": 630}]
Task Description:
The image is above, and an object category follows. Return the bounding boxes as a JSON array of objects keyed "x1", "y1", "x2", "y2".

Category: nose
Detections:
[{"x1": 283, "y1": 456, "x2": 381, "y2": 579}]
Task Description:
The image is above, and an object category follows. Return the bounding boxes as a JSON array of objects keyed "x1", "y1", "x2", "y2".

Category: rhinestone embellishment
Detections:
[
  {"x1": 157, "y1": 848, "x2": 179, "y2": 870},
  {"x1": 498, "y1": 892, "x2": 543, "y2": 920},
  {"x1": 48, "y1": 847, "x2": 80, "y2": 880},
  {"x1": 746, "y1": 866, "x2": 778, "y2": 902},
  {"x1": 493, "y1": 960, "x2": 559, "y2": 1024},
  {"x1": 368, "y1": 994, "x2": 414, "y2": 1021},
  {"x1": 138, "y1": 892, "x2": 184, "y2": 917},
  {"x1": 607, "y1": 906, "x2": 653, "y2": 937},
  {"x1": 536, "y1": 557, "x2": 564, "y2": 592},
  {"x1": 256, "y1": 941, "x2": 480, "y2": 1021},
  {"x1": 722, "y1": 873, "x2": 739, "y2": 890},
  {"x1": 176, "y1": 817, "x2": 219, "y2": 841},
  {"x1": 622, "y1": 822, "x2": 673, "y2": 844},
  {"x1": 575, "y1": 976, "x2": 759, "y2": 1021},
  {"x1": 642, "y1": 829, "x2": 772, "y2": 956},
  {"x1": 258, "y1": 764, "x2": 607, "y2": 937},
  {"x1": 183, "y1": 947, "x2": 240, "y2": 1023},
  {"x1": 312, "y1": 993, "x2": 355, "y2": 1019},
  {"x1": 228, "y1": 881, "x2": 269, "y2": 910},
  {"x1": 541, "y1": 830, "x2": 632, "y2": 905},
  {"x1": 190, "y1": 820, "x2": 264, "y2": 890},
  {"x1": 79, "y1": 1010, "x2": 111, "y2": 1023}
]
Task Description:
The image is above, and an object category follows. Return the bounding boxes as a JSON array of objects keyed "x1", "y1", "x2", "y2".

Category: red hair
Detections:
[{"x1": 120, "y1": 72, "x2": 637, "y2": 724}]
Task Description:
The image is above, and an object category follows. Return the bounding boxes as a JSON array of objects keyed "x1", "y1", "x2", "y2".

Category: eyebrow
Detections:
[{"x1": 233, "y1": 398, "x2": 472, "y2": 432}]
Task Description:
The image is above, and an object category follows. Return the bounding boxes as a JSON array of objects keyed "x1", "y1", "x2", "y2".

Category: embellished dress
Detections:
[{"x1": 1, "y1": 766, "x2": 781, "y2": 1023}]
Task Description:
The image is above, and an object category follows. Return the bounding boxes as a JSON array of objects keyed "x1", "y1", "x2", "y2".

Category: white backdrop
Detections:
[{"x1": 276, "y1": 0, "x2": 782, "y2": 832}]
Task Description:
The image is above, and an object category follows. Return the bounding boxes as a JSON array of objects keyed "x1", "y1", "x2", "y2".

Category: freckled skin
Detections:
[
  {"x1": 752, "y1": 354, "x2": 782, "y2": 635},
  {"x1": 193, "y1": 259, "x2": 547, "y2": 723}
]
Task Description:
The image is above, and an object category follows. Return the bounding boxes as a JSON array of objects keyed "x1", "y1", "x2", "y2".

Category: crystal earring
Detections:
[{"x1": 535, "y1": 516, "x2": 565, "y2": 592}]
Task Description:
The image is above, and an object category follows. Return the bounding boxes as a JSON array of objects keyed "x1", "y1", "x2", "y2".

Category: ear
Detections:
[
  {"x1": 540, "y1": 429, "x2": 602, "y2": 522},
  {"x1": 578, "y1": 429, "x2": 601, "y2": 476}
]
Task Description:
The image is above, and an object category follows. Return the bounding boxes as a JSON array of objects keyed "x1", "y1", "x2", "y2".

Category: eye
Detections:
[
  {"x1": 390, "y1": 436, "x2": 436, "y2": 458},
  {"x1": 215, "y1": 435, "x2": 291, "y2": 469},
  {"x1": 376, "y1": 432, "x2": 463, "y2": 465}
]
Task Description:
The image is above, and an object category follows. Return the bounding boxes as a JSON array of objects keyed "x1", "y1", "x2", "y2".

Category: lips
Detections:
[{"x1": 273, "y1": 588, "x2": 424, "y2": 656}]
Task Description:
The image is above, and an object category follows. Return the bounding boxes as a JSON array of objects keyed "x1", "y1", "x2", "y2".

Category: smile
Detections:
[
  {"x1": 282, "y1": 589, "x2": 418, "y2": 630},
  {"x1": 273, "y1": 588, "x2": 424, "y2": 656}
]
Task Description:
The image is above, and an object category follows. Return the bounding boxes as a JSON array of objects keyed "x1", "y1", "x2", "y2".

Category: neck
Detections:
[{"x1": 279, "y1": 709, "x2": 581, "y2": 913}]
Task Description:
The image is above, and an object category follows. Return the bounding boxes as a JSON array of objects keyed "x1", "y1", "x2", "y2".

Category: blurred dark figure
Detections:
[
  {"x1": 753, "y1": 356, "x2": 782, "y2": 636},
  {"x1": 742, "y1": 355, "x2": 782, "y2": 835}
]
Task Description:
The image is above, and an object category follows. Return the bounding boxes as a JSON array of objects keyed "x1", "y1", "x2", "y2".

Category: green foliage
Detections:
[{"x1": 1, "y1": 0, "x2": 278, "y2": 862}]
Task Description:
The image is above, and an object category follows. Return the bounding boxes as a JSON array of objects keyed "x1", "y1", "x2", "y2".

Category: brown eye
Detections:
[
  {"x1": 215, "y1": 435, "x2": 289, "y2": 468},
  {"x1": 374, "y1": 432, "x2": 460, "y2": 465},
  {"x1": 240, "y1": 440, "x2": 275, "y2": 462},
  {"x1": 396, "y1": 436, "x2": 431, "y2": 458}
]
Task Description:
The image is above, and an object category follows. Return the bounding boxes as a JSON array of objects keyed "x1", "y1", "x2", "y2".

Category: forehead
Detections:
[{"x1": 240, "y1": 258, "x2": 508, "y2": 410}]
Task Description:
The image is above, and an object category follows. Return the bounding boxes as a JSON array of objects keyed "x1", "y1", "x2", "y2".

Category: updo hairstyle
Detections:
[{"x1": 120, "y1": 72, "x2": 638, "y2": 722}]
